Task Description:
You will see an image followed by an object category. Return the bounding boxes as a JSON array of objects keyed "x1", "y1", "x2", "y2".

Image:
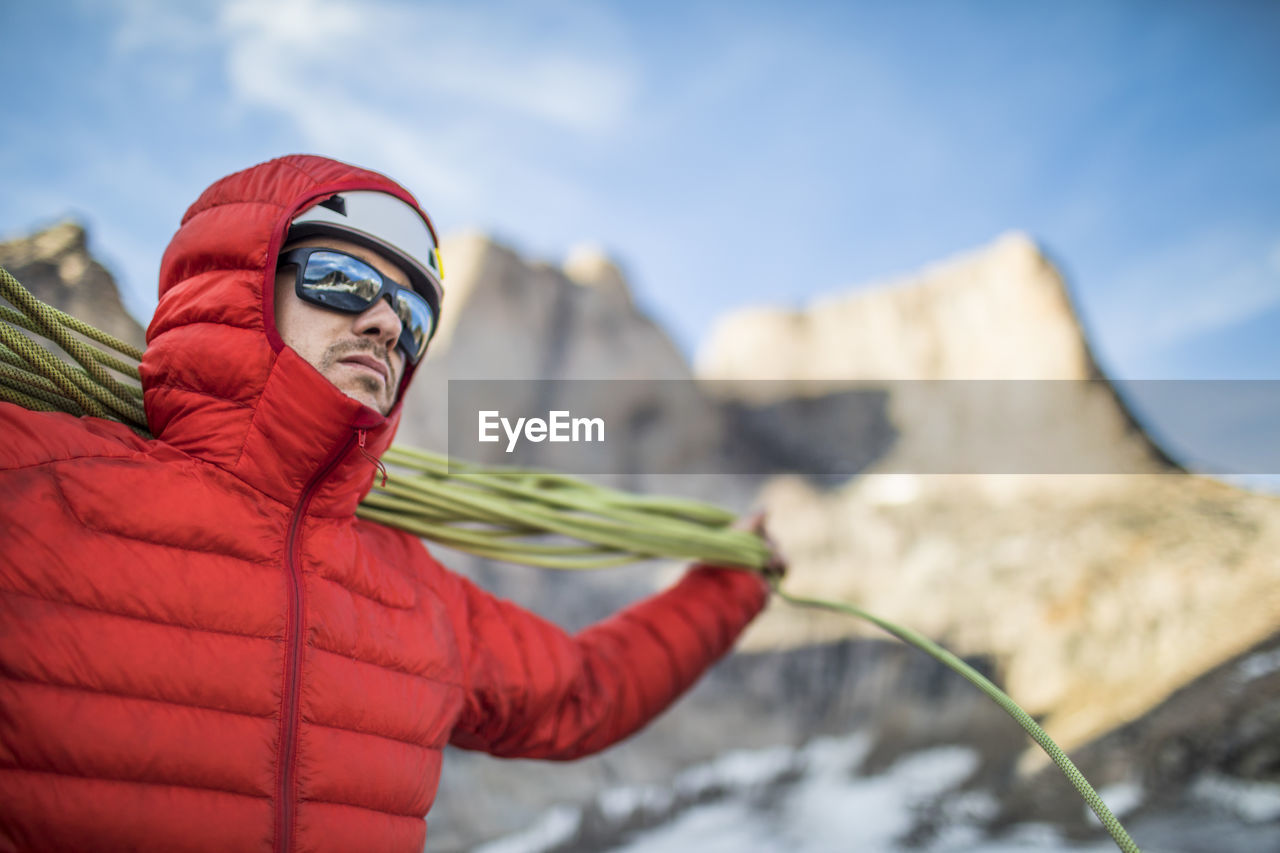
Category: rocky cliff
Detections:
[
  {"x1": 0, "y1": 221, "x2": 145, "y2": 351},
  {"x1": 698, "y1": 233, "x2": 1093, "y2": 383},
  {"x1": 693, "y1": 232, "x2": 1280, "y2": 756}
]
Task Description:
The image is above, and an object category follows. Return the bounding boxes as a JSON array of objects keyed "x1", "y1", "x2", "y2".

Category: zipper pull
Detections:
[{"x1": 357, "y1": 428, "x2": 388, "y2": 487}]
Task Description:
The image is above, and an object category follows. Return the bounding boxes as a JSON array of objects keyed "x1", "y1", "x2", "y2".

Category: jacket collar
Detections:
[
  {"x1": 140, "y1": 155, "x2": 421, "y2": 515},
  {"x1": 159, "y1": 343, "x2": 400, "y2": 516}
]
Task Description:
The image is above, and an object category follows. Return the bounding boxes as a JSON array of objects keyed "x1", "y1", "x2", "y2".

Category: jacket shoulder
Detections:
[
  {"x1": 0, "y1": 403, "x2": 150, "y2": 469},
  {"x1": 352, "y1": 517, "x2": 479, "y2": 610}
]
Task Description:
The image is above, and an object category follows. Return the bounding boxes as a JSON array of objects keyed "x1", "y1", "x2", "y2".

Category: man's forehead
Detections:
[{"x1": 280, "y1": 236, "x2": 413, "y2": 289}]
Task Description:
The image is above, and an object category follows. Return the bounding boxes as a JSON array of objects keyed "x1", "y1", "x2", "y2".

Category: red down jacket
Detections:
[{"x1": 0, "y1": 155, "x2": 768, "y2": 852}]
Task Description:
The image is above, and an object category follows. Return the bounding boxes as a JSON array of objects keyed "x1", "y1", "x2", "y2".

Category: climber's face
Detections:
[{"x1": 273, "y1": 236, "x2": 410, "y2": 415}]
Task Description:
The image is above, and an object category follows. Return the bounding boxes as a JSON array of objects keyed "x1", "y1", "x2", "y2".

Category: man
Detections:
[{"x1": 0, "y1": 155, "x2": 777, "y2": 852}]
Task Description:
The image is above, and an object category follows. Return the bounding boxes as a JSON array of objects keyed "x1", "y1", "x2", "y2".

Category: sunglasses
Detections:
[{"x1": 279, "y1": 247, "x2": 438, "y2": 364}]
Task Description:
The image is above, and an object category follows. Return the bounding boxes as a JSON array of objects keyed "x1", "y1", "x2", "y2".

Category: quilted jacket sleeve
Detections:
[{"x1": 447, "y1": 565, "x2": 770, "y2": 759}]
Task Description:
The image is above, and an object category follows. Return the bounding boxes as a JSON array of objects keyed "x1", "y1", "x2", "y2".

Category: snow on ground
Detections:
[
  {"x1": 472, "y1": 807, "x2": 582, "y2": 853},
  {"x1": 1190, "y1": 774, "x2": 1280, "y2": 824},
  {"x1": 1235, "y1": 646, "x2": 1280, "y2": 683},
  {"x1": 473, "y1": 732, "x2": 1123, "y2": 853},
  {"x1": 606, "y1": 740, "x2": 1112, "y2": 853}
]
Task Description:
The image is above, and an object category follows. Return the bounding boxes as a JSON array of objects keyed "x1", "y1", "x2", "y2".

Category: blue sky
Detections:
[{"x1": 2, "y1": 0, "x2": 1277, "y2": 390}]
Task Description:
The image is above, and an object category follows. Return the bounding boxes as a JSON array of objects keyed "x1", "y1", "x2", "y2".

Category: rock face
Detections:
[
  {"x1": 697, "y1": 231, "x2": 1172, "y2": 476},
  {"x1": 397, "y1": 232, "x2": 711, "y2": 470},
  {"x1": 6, "y1": 221, "x2": 1278, "y2": 851},
  {"x1": 698, "y1": 233, "x2": 1092, "y2": 382},
  {"x1": 414, "y1": 232, "x2": 685, "y2": 384},
  {"x1": 0, "y1": 221, "x2": 146, "y2": 351},
  {"x1": 746, "y1": 473, "x2": 1280, "y2": 754},
  {"x1": 694, "y1": 231, "x2": 1280, "y2": 754},
  {"x1": 1002, "y1": 628, "x2": 1280, "y2": 850}
]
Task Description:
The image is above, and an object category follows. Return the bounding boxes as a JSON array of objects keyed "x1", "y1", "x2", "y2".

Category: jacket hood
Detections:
[{"x1": 140, "y1": 154, "x2": 440, "y2": 515}]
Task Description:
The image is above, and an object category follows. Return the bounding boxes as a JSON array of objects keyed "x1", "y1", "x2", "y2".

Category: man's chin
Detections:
[
  {"x1": 336, "y1": 382, "x2": 391, "y2": 415},
  {"x1": 321, "y1": 366, "x2": 393, "y2": 415}
]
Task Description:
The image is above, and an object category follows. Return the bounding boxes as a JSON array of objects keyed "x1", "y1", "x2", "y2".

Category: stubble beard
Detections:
[{"x1": 318, "y1": 340, "x2": 396, "y2": 413}]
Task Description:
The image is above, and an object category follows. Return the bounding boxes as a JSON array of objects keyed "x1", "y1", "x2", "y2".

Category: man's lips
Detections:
[{"x1": 339, "y1": 353, "x2": 390, "y2": 383}]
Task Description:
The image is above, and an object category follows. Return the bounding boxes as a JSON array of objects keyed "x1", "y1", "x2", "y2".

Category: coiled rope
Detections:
[{"x1": 0, "y1": 265, "x2": 1139, "y2": 851}]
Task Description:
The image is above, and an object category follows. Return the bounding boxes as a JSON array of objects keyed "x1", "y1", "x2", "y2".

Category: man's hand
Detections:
[{"x1": 733, "y1": 510, "x2": 787, "y2": 584}]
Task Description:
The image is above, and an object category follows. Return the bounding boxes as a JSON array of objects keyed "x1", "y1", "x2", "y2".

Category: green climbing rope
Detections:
[
  {"x1": 773, "y1": 585, "x2": 1139, "y2": 851},
  {"x1": 0, "y1": 264, "x2": 1140, "y2": 851}
]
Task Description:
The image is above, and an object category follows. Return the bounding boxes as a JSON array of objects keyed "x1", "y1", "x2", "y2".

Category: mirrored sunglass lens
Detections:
[
  {"x1": 301, "y1": 251, "x2": 382, "y2": 303},
  {"x1": 393, "y1": 291, "x2": 435, "y2": 362}
]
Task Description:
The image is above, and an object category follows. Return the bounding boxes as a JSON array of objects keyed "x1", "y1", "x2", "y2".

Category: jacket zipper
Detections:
[{"x1": 275, "y1": 429, "x2": 358, "y2": 853}]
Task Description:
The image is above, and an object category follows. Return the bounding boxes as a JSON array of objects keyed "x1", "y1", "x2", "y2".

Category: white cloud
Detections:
[
  {"x1": 1096, "y1": 228, "x2": 1280, "y2": 363},
  {"x1": 215, "y1": 0, "x2": 636, "y2": 226},
  {"x1": 105, "y1": 0, "x2": 219, "y2": 56},
  {"x1": 217, "y1": 0, "x2": 638, "y2": 137}
]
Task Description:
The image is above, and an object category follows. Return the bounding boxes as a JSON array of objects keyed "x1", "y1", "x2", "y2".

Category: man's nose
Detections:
[{"x1": 353, "y1": 296, "x2": 403, "y2": 351}]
